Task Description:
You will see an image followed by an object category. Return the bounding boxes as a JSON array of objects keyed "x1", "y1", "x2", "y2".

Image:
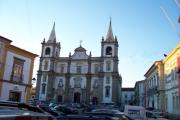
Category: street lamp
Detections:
[{"x1": 32, "y1": 78, "x2": 36, "y2": 87}]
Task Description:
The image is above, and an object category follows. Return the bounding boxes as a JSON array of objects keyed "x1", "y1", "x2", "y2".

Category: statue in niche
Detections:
[
  {"x1": 58, "y1": 79, "x2": 63, "y2": 87},
  {"x1": 93, "y1": 79, "x2": 99, "y2": 88}
]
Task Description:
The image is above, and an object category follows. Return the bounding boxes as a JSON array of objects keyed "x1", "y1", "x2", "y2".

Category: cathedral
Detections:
[{"x1": 36, "y1": 21, "x2": 122, "y2": 105}]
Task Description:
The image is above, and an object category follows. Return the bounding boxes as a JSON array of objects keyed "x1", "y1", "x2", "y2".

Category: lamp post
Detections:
[{"x1": 32, "y1": 78, "x2": 36, "y2": 88}]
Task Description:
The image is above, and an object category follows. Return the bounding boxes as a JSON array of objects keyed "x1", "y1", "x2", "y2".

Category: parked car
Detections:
[
  {"x1": 146, "y1": 111, "x2": 168, "y2": 120},
  {"x1": 146, "y1": 108, "x2": 165, "y2": 118},
  {"x1": 56, "y1": 114, "x2": 118, "y2": 120},
  {"x1": 87, "y1": 108, "x2": 134, "y2": 120},
  {"x1": 0, "y1": 101, "x2": 55, "y2": 120},
  {"x1": 54, "y1": 105, "x2": 79, "y2": 114},
  {"x1": 38, "y1": 105, "x2": 60, "y2": 117}
]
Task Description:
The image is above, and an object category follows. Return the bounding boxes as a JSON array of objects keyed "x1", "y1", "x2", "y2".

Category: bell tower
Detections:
[
  {"x1": 36, "y1": 23, "x2": 60, "y2": 101},
  {"x1": 101, "y1": 20, "x2": 118, "y2": 58}
]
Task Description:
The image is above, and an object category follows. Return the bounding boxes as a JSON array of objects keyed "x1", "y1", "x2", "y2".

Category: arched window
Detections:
[
  {"x1": 41, "y1": 83, "x2": 46, "y2": 94},
  {"x1": 105, "y1": 86, "x2": 110, "y2": 97},
  {"x1": 106, "y1": 61, "x2": 111, "y2": 71},
  {"x1": 106, "y1": 46, "x2": 112, "y2": 55},
  {"x1": 45, "y1": 47, "x2": 51, "y2": 55},
  {"x1": 57, "y1": 95, "x2": 63, "y2": 103}
]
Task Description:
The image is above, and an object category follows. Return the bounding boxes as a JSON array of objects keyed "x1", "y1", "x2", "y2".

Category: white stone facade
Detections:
[{"x1": 36, "y1": 22, "x2": 122, "y2": 105}]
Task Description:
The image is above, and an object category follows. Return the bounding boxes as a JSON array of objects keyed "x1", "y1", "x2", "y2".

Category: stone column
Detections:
[
  {"x1": 98, "y1": 72, "x2": 104, "y2": 102},
  {"x1": 64, "y1": 59, "x2": 71, "y2": 103},
  {"x1": 65, "y1": 73, "x2": 70, "y2": 103},
  {"x1": 35, "y1": 71, "x2": 42, "y2": 99},
  {"x1": 86, "y1": 74, "x2": 91, "y2": 104}
]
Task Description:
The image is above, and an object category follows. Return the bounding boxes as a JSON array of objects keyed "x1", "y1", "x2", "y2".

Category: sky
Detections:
[{"x1": 0, "y1": 0, "x2": 179, "y2": 87}]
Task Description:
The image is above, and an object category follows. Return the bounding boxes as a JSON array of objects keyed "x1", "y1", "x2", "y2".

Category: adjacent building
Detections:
[
  {"x1": 0, "y1": 36, "x2": 38, "y2": 103},
  {"x1": 144, "y1": 61, "x2": 165, "y2": 111},
  {"x1": 36, "y1": 21, "x2": 122, "y2": 105},
  {"x1": 163, "y1": 44, "x2": 180, "y2": 114},
  {"x1": 121, "y1": 88, "x2": 134, "y2": 109},
  {"x1": 134, "y1": 80, "x2": 145, "y2": 107}
]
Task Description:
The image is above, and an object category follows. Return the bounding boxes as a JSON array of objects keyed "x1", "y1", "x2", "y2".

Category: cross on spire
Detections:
[{"x1": 80, "y1": 40, "x2": 82, "y2": 47}]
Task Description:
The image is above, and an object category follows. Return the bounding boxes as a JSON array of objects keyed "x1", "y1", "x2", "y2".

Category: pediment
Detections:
[{"x1": 71, "y1": 52, "x2": 89, "y2": 59}]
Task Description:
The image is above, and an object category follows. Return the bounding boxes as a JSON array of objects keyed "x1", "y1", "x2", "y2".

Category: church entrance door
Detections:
[
  {"x1": 57, "y1": 95, "x2": 62, "y2": 103},
  {"x1": 92, "y1": 97, "x2": 98, "y2": 105},
  {"x1": 74, "y1": 92, "x2": 81, "y2": 103}
]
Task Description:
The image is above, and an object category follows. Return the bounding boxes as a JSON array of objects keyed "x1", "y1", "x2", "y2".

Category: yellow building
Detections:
[
  {"x1": 0, "y1": 36, "x2": 38, "y2": 103},
  {"x1": 163, "y1": 43, "x2": 180, "y2": 114}
]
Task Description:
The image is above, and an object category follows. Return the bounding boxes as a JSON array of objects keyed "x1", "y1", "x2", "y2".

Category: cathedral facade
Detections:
[{"x1": 36, "y1": 21, "x2": 122, "y2": 105}]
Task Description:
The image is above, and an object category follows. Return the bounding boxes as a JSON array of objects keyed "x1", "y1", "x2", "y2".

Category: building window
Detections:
[
  {"x1": 74, "y1": 77, "x2": 82, "y2": 88},
  {"x1": 106, "y1": 46, "x2": 112, "y2": 55},
  {"x1": 106, "y1": 76, "x2": 110, "y2": 84},
  {"x1": 125, "y1": 94, "x2": 127, "y2": 98},
  {"x1": 45, "y1": 47, "x2": 50, "y2": 55},
  {"x1": 60, "y1": 64, "x2": 65, "y2": 73},
  {"x1": 44, "y1": 60, "x2": 49, "y2": 70},
  {"x1": 105, "y1": 86, "x2": 110, "y2": 97},
  {"x1": 11, "y1": 57, "x2": 24, "y2": 83},
  {"x1": 94, "y1": 64, "x2": 99, "y2": 73},
  {"x1": 106, "y1": 61, "x2": 111, "y2": 71},
  {"x1": 77, "y1": 65, "x2": 82, "y2": 73},
  {"x1": 41, "y1": 83, "x2": 46, "y2": 94},
  {"x1": 9, "y1": 91, "x2": 21, "y2": 102},
  {"x1": 42, "y1": 75, "x2": 47, "y2": 83}
]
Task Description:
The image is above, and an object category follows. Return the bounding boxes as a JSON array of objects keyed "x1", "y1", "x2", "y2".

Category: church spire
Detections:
[
  {"x1": 105, "y1": 19, "x2": 114, "y2": 41},
  {"x1": 47, "y1": 22, "x2": 56, "y2": 43}
]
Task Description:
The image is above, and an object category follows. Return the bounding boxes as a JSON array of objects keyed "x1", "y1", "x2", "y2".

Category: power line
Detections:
[{"x1": 160, "y1": 6, "x2": 180, "y2": 37}]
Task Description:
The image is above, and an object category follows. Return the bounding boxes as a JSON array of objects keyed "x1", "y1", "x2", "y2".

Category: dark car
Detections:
[
  {"x1": 0, "y1": 101, "x2": 55, "y2": 120},
  {"x1": 86, "y1": 108, "x2": 134, "y2": 120},
  {"x1": 54, "y1": 105, "x2": 79, "y2": 114},
  {"x1": 56, "y1": 114, "x2": 113, "y2": 120},
  {"x1": 39, "y1": 105, "x2": 60, "y2": 117}
]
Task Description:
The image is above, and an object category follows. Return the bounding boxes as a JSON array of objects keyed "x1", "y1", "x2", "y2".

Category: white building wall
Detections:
[
  {"x1": 1, "y1": 82, "x2": 27, "y2": 102},
  {"x1": 122, "y1": 91, "x2": 135, "y2": 107},
  {"x1": 2, "y1": 50, "x2": 31, "y2": 102},
  {"x1": 3, "y1": 51, "x2": 31, "y2": 84}
]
